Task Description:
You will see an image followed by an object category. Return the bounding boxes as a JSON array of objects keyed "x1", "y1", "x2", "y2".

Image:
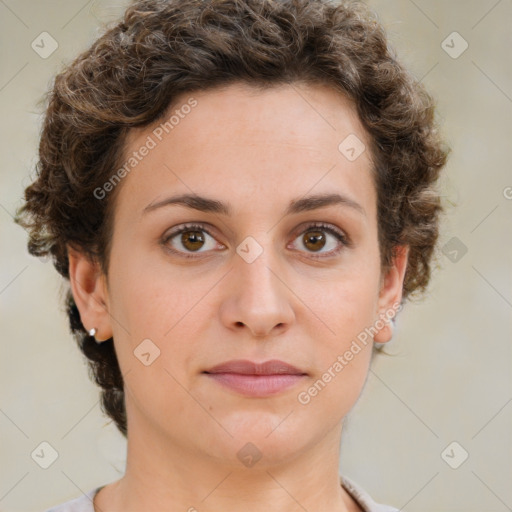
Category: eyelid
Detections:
[
  {"x1": 291, "y1": 221, "x2": 351, "y2": 246},
  {"x1": 162, "y1": 222, "x2": 219, "y2": 242},
  {"x1": 161, "y1": 222, "x2": 223, "y2": 257}
]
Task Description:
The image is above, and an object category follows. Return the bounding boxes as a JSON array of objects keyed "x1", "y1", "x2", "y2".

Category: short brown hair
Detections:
[{"x1": 15, "y1": 0, "x2": 449, "y2": 437}]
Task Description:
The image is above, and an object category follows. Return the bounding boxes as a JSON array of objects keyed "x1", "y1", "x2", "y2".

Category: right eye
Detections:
[{"x1": 161, "y1": 223, "x2": 226, "y2": 258}]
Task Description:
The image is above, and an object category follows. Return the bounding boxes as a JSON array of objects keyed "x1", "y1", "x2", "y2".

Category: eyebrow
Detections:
[{"x1": 142, "y1": 192, "x2": 366, "y2": 217}]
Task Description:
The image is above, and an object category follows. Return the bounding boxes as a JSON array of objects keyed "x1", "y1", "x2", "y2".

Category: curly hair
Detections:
[{"x1": 15, "y1": 0, "x2": 448, "y2": 437}]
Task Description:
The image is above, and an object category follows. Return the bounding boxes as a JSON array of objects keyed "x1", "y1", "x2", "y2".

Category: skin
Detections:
[{"x1": 68, "y1": 82, "x2": 408, "y2": 512}]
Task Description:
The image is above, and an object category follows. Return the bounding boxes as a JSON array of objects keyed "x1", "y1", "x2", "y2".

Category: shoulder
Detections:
[
  {"x1": 43, "y1": 487, "x2": 102, "y2": 512},
  {"x1": 341, "y1": 474, "x2": 400, "y2": 512}
]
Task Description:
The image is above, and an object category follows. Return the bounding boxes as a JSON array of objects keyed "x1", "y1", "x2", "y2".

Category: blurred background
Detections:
[{"x1": 0, "y1": 0, "x2": 511, "y2": 510}]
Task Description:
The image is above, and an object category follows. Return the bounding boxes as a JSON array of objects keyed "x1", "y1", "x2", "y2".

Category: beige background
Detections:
[{"x1": 1, "y1": 1, "x2": 511, "y2": 511}]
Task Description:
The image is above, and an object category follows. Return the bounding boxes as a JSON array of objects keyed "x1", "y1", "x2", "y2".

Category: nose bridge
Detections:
[
  {"x1": 235, "y1": 232, "x2": 282, "y2": 298},
  {"x1": 225, "y1": 230, "x2": 294, "y2": 336}
]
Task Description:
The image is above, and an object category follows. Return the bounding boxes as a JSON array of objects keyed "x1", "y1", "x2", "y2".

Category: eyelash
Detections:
[{"x1": 161, "y1": 222, "x2": 350, "y2": 260}]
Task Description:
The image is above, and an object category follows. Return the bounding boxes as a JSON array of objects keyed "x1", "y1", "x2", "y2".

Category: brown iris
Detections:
[
  {"x1": 181, "y1": 230, "x2": 205, "y2": 251},
  {"x1": 303, "y1": 230, "x2": 326, "y2": 252}
]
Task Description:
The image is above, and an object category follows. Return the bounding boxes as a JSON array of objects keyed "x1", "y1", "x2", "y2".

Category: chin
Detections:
[{"x1": 205, "y1": 413, "x2": 315, "y2": 468}]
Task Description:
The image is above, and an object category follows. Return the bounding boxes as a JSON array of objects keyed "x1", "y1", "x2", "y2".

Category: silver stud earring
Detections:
[{"x1": 89, "y1": 328, "x2": 105, "y2": 344}]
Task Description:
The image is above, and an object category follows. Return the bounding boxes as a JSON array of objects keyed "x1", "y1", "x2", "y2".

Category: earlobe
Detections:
[
  {"x1": 373, "y1": 245, "x2": 409, "y2": 344},
  {"x1": 67, "y1": 245, "x2": 112, "y2": 342}
]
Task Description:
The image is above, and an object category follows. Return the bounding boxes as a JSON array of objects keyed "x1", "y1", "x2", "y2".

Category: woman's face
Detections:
[{"x1": 73, "y1": 82, "x2": 407, "y2": 467}]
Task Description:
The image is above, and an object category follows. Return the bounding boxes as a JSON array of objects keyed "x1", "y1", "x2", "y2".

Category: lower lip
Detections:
[{"x1": 205, "y1": 373, "x2": 306, "y2": 397}]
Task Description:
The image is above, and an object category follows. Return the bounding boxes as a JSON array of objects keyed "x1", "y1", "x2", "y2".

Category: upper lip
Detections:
[{"x1": 204, "y1": 359, "x2": 306, "y2": 376}]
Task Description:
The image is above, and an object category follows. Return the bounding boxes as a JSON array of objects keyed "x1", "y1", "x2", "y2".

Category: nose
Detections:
[{"x1": 218, "y1": 239, "x2": 295, "y2": 339}]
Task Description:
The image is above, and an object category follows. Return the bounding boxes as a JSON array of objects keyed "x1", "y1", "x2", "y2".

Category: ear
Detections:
[
  {"x1": 67, "y1": 244, "x2": 113, "y2": 342},
  {"x1": 373, "y1": 245, "x2": 409, "y2": 343}
]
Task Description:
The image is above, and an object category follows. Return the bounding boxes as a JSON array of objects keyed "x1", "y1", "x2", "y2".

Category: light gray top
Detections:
[{"x1": 44, "y1": 475, "x2": 399, "y2": 512}]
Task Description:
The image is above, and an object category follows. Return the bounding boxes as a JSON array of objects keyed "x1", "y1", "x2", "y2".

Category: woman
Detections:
[{"x1": 15, "y1": 0, "x2": 448, "y2": 510}]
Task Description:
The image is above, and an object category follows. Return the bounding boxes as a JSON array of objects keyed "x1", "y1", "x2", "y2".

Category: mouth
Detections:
[{"x1": 203, "y1": 359, "x2": 308, "y2": 397}]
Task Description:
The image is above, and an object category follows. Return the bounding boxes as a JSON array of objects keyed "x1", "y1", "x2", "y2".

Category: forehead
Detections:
[
  {"x1": 131, "y1": 82, "x2": 368, "y2": 150},
  {"x1": 114, "y1": 82, "x2": 375, "y2": 223}
]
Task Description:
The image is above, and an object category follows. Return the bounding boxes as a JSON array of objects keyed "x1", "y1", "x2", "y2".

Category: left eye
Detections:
[{"x1": 289, "y1": 223, "x2": 348, "y2": 258}]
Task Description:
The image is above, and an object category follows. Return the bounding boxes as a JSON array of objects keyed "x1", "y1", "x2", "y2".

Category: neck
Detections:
[{"x1": 98, "y1": 417, "x2": 359, "y2": 512}]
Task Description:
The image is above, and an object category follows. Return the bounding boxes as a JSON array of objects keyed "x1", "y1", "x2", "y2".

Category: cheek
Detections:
[
  {"x1": 309, "y1": 259, "x2": 381, "y2": 341},
  {"x1": 295, "y1": 260, "x2": 380, "y2": 404},
  {"x1": 107, "y1": 242, "x2": 218, "y2": 372},
  {"x1": 106, "y1": 250, "x2": 211, "y2": 431},
  {"x1": 292, "y1": 279, "x2": 377, "y2": 425},
  {"x1": 107, "y1": 237, "x2": 188, "y2": 332}
]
